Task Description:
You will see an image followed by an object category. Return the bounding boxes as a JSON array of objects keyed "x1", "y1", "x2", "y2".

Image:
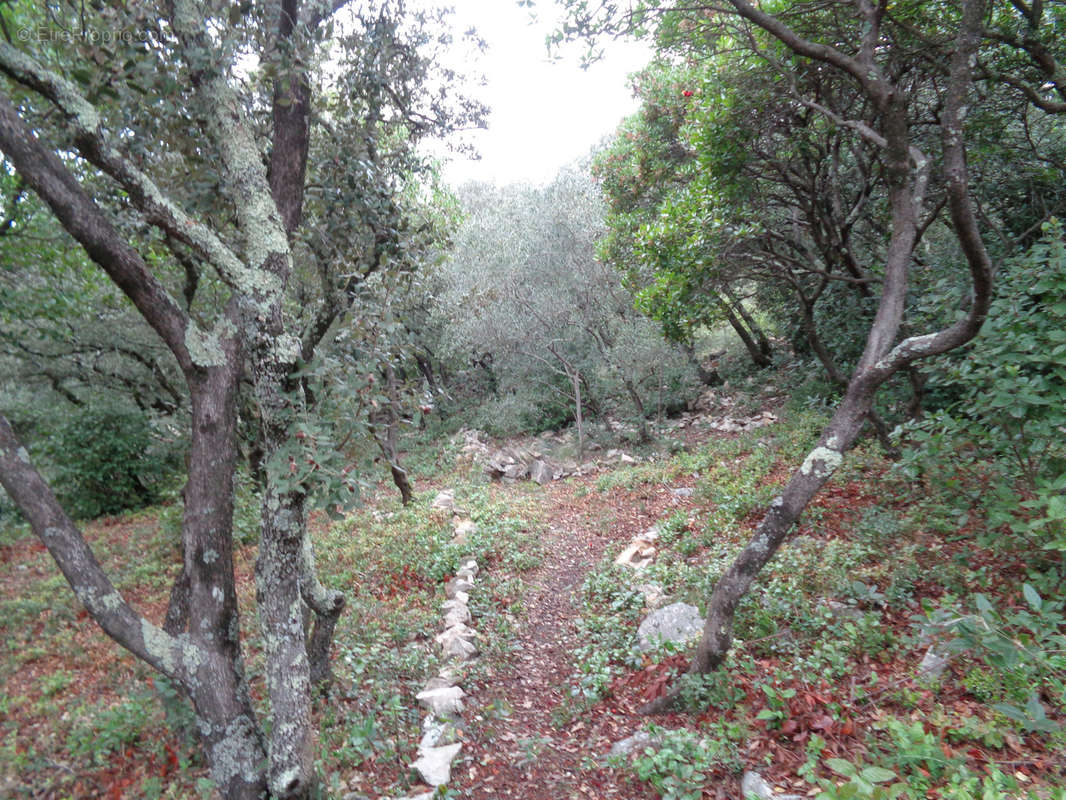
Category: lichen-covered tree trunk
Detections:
[
  {"x1": 255, "y1": 481, "x2": 315, "y2": 797},
  {"x1": 181, "y1": 360, "x2": 271, "y2": 799}
]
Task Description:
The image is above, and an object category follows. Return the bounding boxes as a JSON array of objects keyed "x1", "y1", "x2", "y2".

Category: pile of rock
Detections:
[
  {"x1": 601, "y1": 448, "x2": 638, "y2": 465},
  {"x1": 482, "y1": 445, "x2": 561, "y2": 485},
  {"x1": 455, "y1": 429, "x2": 491, "y2": 462},
  {"x1": 707, "y1": 411, "x2": 778, "y2": 433}
]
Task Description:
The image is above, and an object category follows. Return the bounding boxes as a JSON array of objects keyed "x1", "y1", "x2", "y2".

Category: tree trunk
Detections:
[
  {"x1": 643, "y1": 0, "x2": 993, "y2": 714},
  {"x1": 717, "y1": 293, "x2": 772, "y2": 367},
  {"x1": 182, "y1": 364, "x2": 272, "y2": 799},
  {"x1": 163, "y1": 563, "x2": 190, "y2": 635},
  {"x1": 800, "y1": 294, "x2": 899, "y2": 457},
  {"x1": 415, "y1": 351, "x2": 442, "y2": 396},
  {"x1": 383, "y1": 362, "x2": 414, "y2": 504},
  {"x1": 723, "y1": 287, "x2": 772, "y2": 361},
  {"x1": 681, "y1": 340, "x2": 721, "y2": 386},
  {"x1": 255, "y1": 480, "x2": 315, "y2": 798},
  {"x1": 572, "y1": 367, "x2": 584, "y2": 463},
  {"x1": 622, "y1": 377, "x2": 651, "y2": 442}
]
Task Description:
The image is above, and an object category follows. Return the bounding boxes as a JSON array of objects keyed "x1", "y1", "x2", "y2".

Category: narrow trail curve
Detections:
[{"x1": 458, "y1": 477, "x2": 670, "y2": 800}]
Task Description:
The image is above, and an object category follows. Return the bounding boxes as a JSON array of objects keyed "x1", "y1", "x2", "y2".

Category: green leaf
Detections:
[
  {"x1": 859, "y1": 766, "x2": 897, "y2": 783},
  {"x1": 826, "y1": 758, "x2": 858, "y2": 778},
  {"x1": 1025, "y1": 692, "x2": 1047, "y2": 721},
  {"x1": 992, "y1": 702, "x2": 1026, "y2": 722},
  {"x1": 1022, "y1": 583, "x2": 1043, "y2": 612},
  {"x1": 975, "y1": 593, "x2": 993, "y2": 616}
]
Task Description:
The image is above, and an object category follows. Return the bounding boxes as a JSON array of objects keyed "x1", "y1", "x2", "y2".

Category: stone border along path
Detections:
[
  {"x1": 391, "y1": 492, "x2": 483, "y2": 799},
  {"x1": 392, "y1": 479, "x2": 804, "y2": 799}
]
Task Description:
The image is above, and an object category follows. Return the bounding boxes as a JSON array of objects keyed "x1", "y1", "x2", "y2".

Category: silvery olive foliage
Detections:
[{"x1": 434, "y1": 165, "x2": 696, "y2": 439}]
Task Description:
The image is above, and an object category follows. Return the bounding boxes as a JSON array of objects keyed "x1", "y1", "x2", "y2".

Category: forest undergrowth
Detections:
[{"x1": 1, "y1": 374, "x2": 1064, "y2": 800}]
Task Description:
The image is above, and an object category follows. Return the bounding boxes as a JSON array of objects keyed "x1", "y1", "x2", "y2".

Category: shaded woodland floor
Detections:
[{"x1": 2, "y1": 405, "x2": 1065, "y2": 799}]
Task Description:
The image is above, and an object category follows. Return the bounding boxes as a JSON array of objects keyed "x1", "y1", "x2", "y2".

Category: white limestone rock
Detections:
[
  {"x1": 436, "y1": 624, "x2": 479, "y2": 660},
  {"x1": 637, "y1": 602, "x2": 703, "y2": 652},
  {"x1": 416, "y1": 686, "x2": 465, "y2": 715},
  {"x1": 445, "y1": 576, "x2": 475, "y2": 599},
  {"x1": 411, "y1": 742, "x2": 462, "y2": 786},
  {"x1": 741, "y1": 770, "x2": 804, "y2": 800},
  {"x1": 431, "y1": 490, "x2": 455, "y2": 511},
  {"x1": 443, "y1": 604, "x2": 472, "y2": 627}
]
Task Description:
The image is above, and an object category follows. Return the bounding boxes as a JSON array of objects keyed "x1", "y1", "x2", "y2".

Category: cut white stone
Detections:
[
  {"x1": 415, "y1": 686, "x2": 465, "y2": 715},
  {"x1": 445, "y1": 577, "x2": 475, "y2": 599},
  {"x1": 443, "y1": 605, "x2": 471, "y2": 627},
  {"x1": 411, "y1": 742, "x2": 462, "y2": 787},
  {"x1": 421, "y1": 676, "x2": 454, "y2": 693},
  {"x1": 918, "y1": 646, "x2": 950, "y2": 680},
  {"x1": 419, "y1": 718, "x2": 461, "y2": 752},
  {"x1": 637, "y1": 603, "x2": 703, "y2": 652},
  {"x1": 437, "y1": 624, "x2": 479, "y2": 660},
  {"x1": 741, "y1": 770, "x2": 804, "y2": 800}
]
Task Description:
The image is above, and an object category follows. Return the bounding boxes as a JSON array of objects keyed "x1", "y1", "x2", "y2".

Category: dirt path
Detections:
[{"x1": 458, "y1": 477, "x2": 685, "y2": 800}]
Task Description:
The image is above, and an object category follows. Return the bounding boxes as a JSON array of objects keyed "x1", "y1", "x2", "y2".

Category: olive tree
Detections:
[{"x1": 437, "y1": 166, "x2": 693, "y2": 447}]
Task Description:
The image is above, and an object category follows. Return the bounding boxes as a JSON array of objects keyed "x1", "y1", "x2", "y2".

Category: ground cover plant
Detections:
[
  {"x1": 562, "y1": 402, "x2": 1066, "y2": 798},
  {"x1": 0, "y1": 450, "x2": 547, "y2": 798},
  {"x1": 2, "y1": 352, "x2": 1065, "y2": 798}
]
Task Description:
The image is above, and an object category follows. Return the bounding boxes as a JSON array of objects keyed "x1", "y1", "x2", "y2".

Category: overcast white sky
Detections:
[{"x1": 430, "y1": 1, "x2": 651, "y2": 186}]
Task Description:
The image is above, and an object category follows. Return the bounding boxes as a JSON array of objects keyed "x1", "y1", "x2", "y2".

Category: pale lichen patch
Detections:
[
  {"x1": 210, "y1": 715, "x2": 264, "y2": 785},
  {"x1": 73, "y1": 583, "x2": 100, "y2": 610},
  {"x1": 750, "y1": 532, "x2": 771, "y2": 555},
  {"x1": 100, "y1": 590, "x2": 125, "y2": 613},
  {"x1": 875, "y1": 332, "x2": 938, "y2": 372},
  {"x1": 274, "y1": 333, "x2": 302, "y2": 365},
  {"x1": 271, "y1": 765, "x2": 301, "y2": 796},
  {"x1": 180, "y1": 637, "x2": 206, "y2": 675},
  {"x1": 185, "y1": 320, "x2": 229, "y2": 368},
  {"x1": 203, "y1": 548, "x2": 219, "y2": 565},
  {"x1": 141, "y1": 619, "x2": 177, "y2": 675},
  {"x1": 799, "y1": 446, "x2": 843, "y2": 480},
  {"x1": 16, "y1": 446, "x2": 30, "y2": 463}
]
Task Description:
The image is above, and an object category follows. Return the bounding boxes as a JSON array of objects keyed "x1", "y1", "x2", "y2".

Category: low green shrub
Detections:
[
  {"x1": 627, "y1": 725, "x2": 742, "y2": 800},
  {"x1": 38, "y1": 403, "x2": 182, "y2": 519}
]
